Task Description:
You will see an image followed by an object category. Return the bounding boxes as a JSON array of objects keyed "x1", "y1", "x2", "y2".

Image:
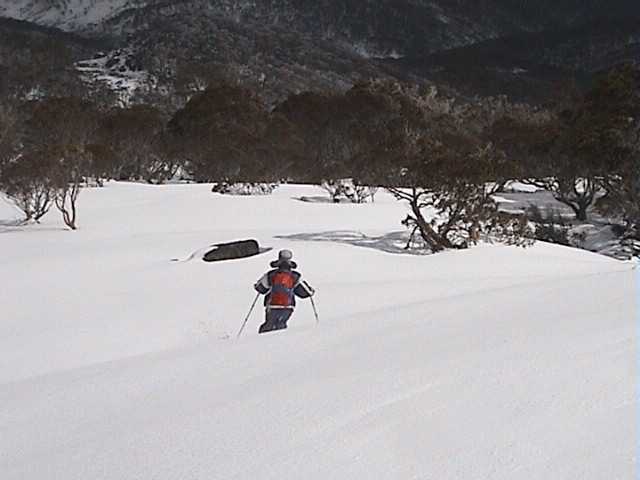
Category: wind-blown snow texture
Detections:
[{"x1": 0, "y1": 183, "x2": 636, "y2": 479}]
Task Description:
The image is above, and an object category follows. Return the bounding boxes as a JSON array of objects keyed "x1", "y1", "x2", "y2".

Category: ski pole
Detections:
[
  {"x1": 237, "y1": 293, "x2": 260, "y2": 339},
  {"x1": 310, "y1": 296, "x2": 320, "y2": 325}
]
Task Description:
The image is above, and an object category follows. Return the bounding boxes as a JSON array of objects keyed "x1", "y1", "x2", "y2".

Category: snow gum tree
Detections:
[
  {"x1": 383, "y1": 88, "x2": 533, "y2": 252},
  {"x1": 272, "y1": 92, "x2": 327, "y2": 176},
  {"x1": 274, "y1": 81, "x2": 424, "y2": 192},
  {"x1": 387, "y1": 136, "x2": 531, "y2": 252},
  {"x1": 20, "y1": 97, "x2": 100, "y2": 229},
  {"x1": 0, "y1": 150, "x2": 56, "y2": 223},
  {"x1": 491, "y1": 111, "x2": 600, "y2": 222},
  {"x1": 167, "y1": 82, "x2": 284, "y2": 183},
  {"x1": 96, "y1": 105, "x2": 178, "y2": 184},
  {"x1": 490, "y1": 66, "x2": 640, "y2": 223},
  {"x1": 592, "y1": 65, "x2": 640, "y2": 238},
  {"x1": 48, "y1": 144, "x2": 91, "y2": 230},
  {"x1": 0, "y1": 101, "x2": 16, "y2": 164}
]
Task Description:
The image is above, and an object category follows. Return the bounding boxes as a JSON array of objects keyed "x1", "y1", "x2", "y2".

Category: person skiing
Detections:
[{"x1": 254, "y1": 249, "x2": 315, "y2": 334}]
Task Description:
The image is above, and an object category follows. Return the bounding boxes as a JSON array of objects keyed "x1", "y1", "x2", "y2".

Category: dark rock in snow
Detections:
[{"x1": 203, "y1": 239, "x2": 261, "y2": 263}]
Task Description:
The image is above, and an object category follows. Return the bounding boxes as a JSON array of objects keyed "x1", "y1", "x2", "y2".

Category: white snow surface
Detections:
[{"x1": 0, "y1": 183, "x2": 636, "y2": 479}]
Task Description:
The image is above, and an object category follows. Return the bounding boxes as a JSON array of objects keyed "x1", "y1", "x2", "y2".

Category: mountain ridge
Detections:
[{"x1": 1, "y1": 0, "x2": 639, "y2": 105}]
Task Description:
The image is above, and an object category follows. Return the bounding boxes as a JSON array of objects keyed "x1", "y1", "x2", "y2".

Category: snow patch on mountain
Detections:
[
  {"x1": 76, "y1": 49, "x2": 152, "y2": 105},
  {"x1": 349, "y1": 42, "x2": 405, "y2": 60}
]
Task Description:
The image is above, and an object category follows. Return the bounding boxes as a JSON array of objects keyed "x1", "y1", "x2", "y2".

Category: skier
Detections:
[{"x1": 254, "y1": 249, "x2": 315, "y2": 334}]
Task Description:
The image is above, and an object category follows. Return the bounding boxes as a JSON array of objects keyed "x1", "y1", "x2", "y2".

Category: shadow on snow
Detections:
[{"x1": 276, "y1": 230, "x2": 431, "y2": 256}]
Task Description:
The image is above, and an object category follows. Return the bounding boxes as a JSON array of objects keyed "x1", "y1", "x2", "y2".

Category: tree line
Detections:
[{"x1": 0, "y1": 65, "x2": 638, "y2": 252}]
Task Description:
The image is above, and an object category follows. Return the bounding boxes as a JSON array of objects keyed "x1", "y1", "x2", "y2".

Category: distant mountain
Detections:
[
  {"x1": 0, "y1": 16, "x2": 110, "y2": 98},
  {"x1": 1, "y1": 0, "x2": 639, "y2": 106},
  {"x1": 393, "y1": 17, "x2": 640, "y2": 102}
]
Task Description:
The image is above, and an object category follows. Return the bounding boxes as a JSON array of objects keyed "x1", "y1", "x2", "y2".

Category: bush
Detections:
[
  {"x1": 527, "y1": 205, "x2": 571, "y2": 246},
  {"x1": 0, "y1": 152, "x2": 55, "y2": 223},
  {"x1": 212, "y1": 182, "x2": 278, "y2": 196},
  {"x1": 321, "y1": 179, "x2": 377, "y2": 203}
]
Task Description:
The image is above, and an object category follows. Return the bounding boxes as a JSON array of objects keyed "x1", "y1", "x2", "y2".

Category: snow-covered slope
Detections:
[
  {"x1": 0, "y1": 0, "x2": 140, "y2": 30},
  {"x1": 0, "y1": 183, "x2": 636, "y2": 479}
]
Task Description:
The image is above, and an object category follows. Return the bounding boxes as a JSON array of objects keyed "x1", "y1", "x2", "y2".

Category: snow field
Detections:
[{"x1": 0, "y1": 183, "x2": 636, "y2": 479}]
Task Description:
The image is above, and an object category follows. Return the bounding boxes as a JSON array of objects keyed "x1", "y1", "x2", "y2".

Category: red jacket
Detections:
[{"x1": 254, "y1": 268, "x2": 314, "y2": 310}]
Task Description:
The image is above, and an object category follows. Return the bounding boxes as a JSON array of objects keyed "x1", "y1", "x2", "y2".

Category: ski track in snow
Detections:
[{"x1": 0, "y1": 183, "x2": 636, "y2": 479}]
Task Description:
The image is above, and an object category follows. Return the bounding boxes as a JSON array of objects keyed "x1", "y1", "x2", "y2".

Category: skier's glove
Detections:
[{"x1": 303, "y1": 281, "x2": 315, "y2": 297}]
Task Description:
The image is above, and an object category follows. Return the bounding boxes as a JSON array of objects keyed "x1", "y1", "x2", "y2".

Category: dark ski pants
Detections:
[{"x1": 259, "y1": 309, "x2": 293, "y2": 334}]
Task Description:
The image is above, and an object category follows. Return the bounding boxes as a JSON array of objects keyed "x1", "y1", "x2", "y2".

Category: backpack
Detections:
[{"x1": 269, "y1": 271, "x2": 296, "y2": 307}]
